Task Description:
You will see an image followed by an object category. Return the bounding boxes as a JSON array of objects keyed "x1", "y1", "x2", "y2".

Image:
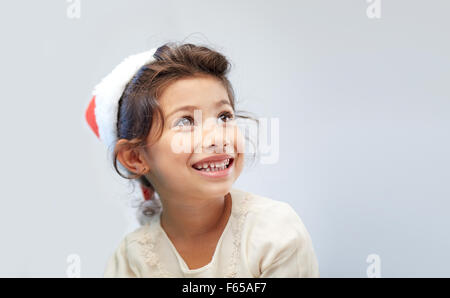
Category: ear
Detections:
[{"x1": 116, "y1": 139, "x2": 150, "y2": 175}]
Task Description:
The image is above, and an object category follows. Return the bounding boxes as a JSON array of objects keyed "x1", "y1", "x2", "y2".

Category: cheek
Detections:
[
  {"x1": 147, "y1": 135, "x2": 192, "y2": 179},
  {"x1": 233, "y1": 127, "x2": 246, "y2": 177},
  {"x1": 222, "y1": 125, "x2": 244, "y2": 173},
  {"x1": 167, "y1": 129, "x2": 197, "y2": 154},
  {"x1": 233, "y1": 154, "x2": 244, "y2": 178},
  {"x1": 229, "y1": 125, "x2": 245, "y2": 154}
]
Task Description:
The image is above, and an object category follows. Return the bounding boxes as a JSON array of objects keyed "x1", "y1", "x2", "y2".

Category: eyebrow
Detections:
[{"x1": 165, "y1": 99, "x2": 232, "y2": 119}]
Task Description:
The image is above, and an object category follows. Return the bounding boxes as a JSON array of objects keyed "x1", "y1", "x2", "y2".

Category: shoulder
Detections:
[
  {"x1": 232, "y1": 188, "x2": 316, "y2": 266},
  {"x1": 112, "y1": 216, "x2": 158, "y2": 257},
  {"x1": 231, "y1": 188, "x2": 305, "y2": 233},
  {"x1": 107, "y1": 218, "x2": 160, "y2": 270},
  {"x1": 230, "y1": 188, "x2": 288, "y2": 215},
  {"x1": 121, "y1": 219, "x2": 157, "y2": 247},
  {"x1": 231, "y1": 189, "x2": 319, "y2": 277},
  {"x1": 104, "y1": 222, "x2": 156, "y2": 277}
]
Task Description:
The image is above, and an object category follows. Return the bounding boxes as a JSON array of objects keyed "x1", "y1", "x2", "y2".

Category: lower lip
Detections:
[{"x1": 192, "y1": 159, "x2": 234, "y2": 178}]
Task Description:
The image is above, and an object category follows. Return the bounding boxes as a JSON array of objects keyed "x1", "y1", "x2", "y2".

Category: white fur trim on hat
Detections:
[{"x1": 92, "y1": 48, "x2": 158, "y2": 153}]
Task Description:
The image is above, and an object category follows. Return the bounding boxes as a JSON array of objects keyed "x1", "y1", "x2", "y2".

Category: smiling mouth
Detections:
[{"x1": 192, "y1": 158, "x2": 234, "y2": 172}]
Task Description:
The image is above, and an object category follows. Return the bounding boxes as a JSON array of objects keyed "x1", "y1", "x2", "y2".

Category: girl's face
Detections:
[{"x1": 141, "y1": 75, "x2": 245, "y2": 200}]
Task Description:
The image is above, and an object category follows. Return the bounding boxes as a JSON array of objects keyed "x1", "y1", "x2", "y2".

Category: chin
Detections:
[{"x1": 196, "y1": 182, "x2": 234, "y2": 198}]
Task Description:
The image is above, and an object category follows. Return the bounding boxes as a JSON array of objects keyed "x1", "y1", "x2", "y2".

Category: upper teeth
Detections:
[{"x1": 195, "y1": 158, "x2": 230, "y2": 170}]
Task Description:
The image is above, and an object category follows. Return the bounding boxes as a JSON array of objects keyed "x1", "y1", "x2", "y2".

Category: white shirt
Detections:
[{"x1": 104, "y1": 188, "x2": 320, "y2": 277}]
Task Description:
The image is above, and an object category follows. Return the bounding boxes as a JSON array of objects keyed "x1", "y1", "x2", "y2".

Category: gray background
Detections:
[{"x1": 0, "y1": 0, "x2": 448, "y2": 277}]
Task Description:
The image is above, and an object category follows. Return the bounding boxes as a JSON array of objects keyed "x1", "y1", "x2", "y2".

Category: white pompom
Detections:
[{"x1": 136, "y1": 192, "x2": 162, "y2": 226}]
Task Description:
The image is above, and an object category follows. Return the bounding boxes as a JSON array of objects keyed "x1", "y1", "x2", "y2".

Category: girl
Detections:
[{"x1": 85, "y1": 42, "x2": 319, "y2": 277}]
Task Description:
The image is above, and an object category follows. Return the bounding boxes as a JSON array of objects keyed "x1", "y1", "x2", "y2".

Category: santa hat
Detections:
[{"x1": 85, "y1": 47, "x2": 159, "y2": 201}]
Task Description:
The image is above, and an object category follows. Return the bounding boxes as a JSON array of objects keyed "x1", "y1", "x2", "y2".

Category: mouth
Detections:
[{"x1": 191, "y1": 157, "x2": 235, "y2": 178}]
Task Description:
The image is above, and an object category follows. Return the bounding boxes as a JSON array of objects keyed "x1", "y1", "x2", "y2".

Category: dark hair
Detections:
[{"x1": 112, "y1": 42, "x2": 258, "y2": 223}]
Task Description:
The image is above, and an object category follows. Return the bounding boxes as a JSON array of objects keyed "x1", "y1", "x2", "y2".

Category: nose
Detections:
[{"x1": 200, "y1": 119, "x2": 232, "y2": 154}]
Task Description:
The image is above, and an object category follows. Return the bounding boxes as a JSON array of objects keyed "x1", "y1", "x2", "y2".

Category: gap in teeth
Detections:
[{"x1": 196, "y1": 158, "x2": 231, "y2": 171}]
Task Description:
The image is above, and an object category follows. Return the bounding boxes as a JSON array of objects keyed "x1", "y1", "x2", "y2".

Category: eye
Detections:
[
  {"x1": 173, "y1": 116, "x2": 194, "y2": 129},
  {"x1": 218, "y1": 111, "x2": 235, "y2": 124}
]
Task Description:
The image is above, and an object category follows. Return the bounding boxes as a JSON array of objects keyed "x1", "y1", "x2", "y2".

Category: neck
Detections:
[{"x1": 158, "y1": 190, "x2": 232, "y2": 240}]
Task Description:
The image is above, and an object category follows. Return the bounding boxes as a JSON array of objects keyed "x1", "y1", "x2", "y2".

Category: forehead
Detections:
[{"x1": 159, "y1": 76, "x2": 230, "y2": 113}]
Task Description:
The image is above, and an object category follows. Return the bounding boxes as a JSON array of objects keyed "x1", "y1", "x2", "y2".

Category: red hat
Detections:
[{"x1": 85, "y1": 48, "x2": 159, "y2": 201}]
